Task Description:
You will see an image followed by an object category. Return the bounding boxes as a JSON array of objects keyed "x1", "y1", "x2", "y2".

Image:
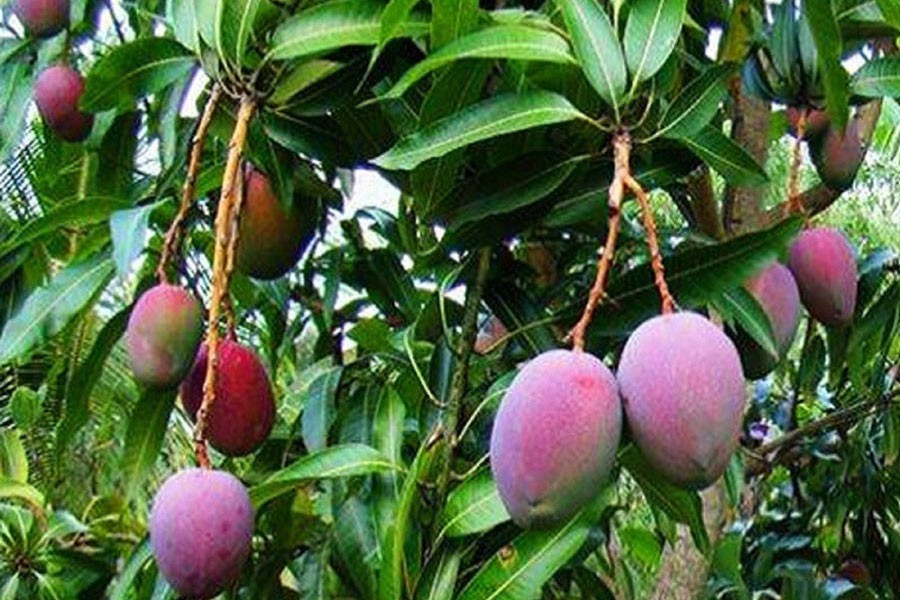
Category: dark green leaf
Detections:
[
  {"x1": 713, "y1": 286, "x2": 779, "y2": 359},
  {"x1": 623, "y1": 0, "x2": 686, "y2": 86},
  {"x1": 654, "y1": 64, "x2": 732, "y2": 140},
  {"x1": 675, "y1": 125, "x2": 768, "y2": 186},
  {"x1": 122, "y1": 388, "x2": 177, "y2": 499},
  {"x1": 558, "y1": 0, "x2": 627, "y2": 119},
  {"x1": 335, "y1": 498, "x2": 379, "y2": 600},
  {"x1": 373, "y1": 91, "x2": 586, "y2": 170},
  {"x1": 9, "y1": 387, "x2": 43, "y2": 429},
  {"x1": 436, "y1": 470, "x2": 509, "y2": 539},
  {"x1": 802, "y1": 1, "x2": 849, "y2": 129},
  {"x1": 431, "y1": 0, "x2": 479, "y2": 47}
]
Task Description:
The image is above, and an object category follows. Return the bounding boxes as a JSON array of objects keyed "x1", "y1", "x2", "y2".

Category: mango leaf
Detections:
[
  {"x1": 456, "y1": 489, "x2": 612, "y2": 600},
  {"x1": 623, "y1": 0, "x2": 686, "y2": 87},
  {"x1": 57, "y1": 308, "x2": 130, "y2": 456},
  {"x1": 675, "y1": 125, "x2": 768, "y2": 186},
  {"x1": 579, "y1": 218, "x2": 803, "y2": 336},
  {"x1": 269, "y1": 0, "x2": 429, "y2": 61},
  {"x1": 82, "y1": 38, "x2": 196, "y2": 112},
  {"x1": 373, "y1": 91, "x2": 586, "y2": 170},
  {"x1": 377, "y1": 0, "x2": 421, "y2": 55},
  {"x1": 301, "y1": 366, "x2": 343, "y2": 452},
  {"x1": 802, "y1": 0, "x2": 848, "y2": 129},
  {"x1": 214, "y1": 0, "x2": 265, "y2": 68},
  {"x1": 558, "y1": 0, "x2": 627, "y2": 120},
  {"x1": 876, "y1": 0, "x2": 900, "y2": 29},
  {"x1": 250, "y1": 444, "x2": 399, "y2": 507},
  {"x1": 850, "y1": 57, "x2": 900, "y2": 97},
  {"x1": 620, "y1": 446, "x2": 709, "y2": 554},
  {"x1": 414, "y1": 545, "x2": 462, "y2": 600},
  {"x1": 0, "y1": 253, "x2": 115, "y2": 364},
  {"x1": 108, "y1": 539, "x2": 153, "y2": 600},
  {"x1": 712, "y1": 286, "x2": 779, "y2": 359},
  {"x1": 431, "y1": 0, "x2": 479, "y2": 47},
  {"x1": 10, "y1": 387, "x2": 43, "y2": 429},
  {"x1": 0, "y1": 52, "x2": 34, "y2": 161},
  {"x1": 122, "y1": 388, "x2": 176, "y2": 499},
  {"x1": 383, "y1": 25, "x2": 576, "y2": 99},
  {"x1": 653, "y1": 64, "x2": 732, "y2": 140},
  {"x1": 110, "y1": 203, "x2": 160, "y2": 279},
  {"x1": 335, "y1": 498, "x2": 380, "y2": 599},
  {"x1": 436, "y1": 470, "x2": 509, "y2": 539}
]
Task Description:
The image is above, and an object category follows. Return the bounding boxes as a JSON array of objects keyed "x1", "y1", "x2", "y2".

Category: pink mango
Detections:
[
  {"x1": 788, "y1": 227, "x2": 857, "y2": 327},
  {"x1": 617, "y1": 312, "x2": 746, "y2": 489},
  {"x1": 34, "y1": 65, "x2": 93, "y2": 142},
  {"x1": 12, "y1": 0, "x2": 68, "y2": 38},
  {"x1": 490, "y1": 349, "x2": 622, "y2": 528}
]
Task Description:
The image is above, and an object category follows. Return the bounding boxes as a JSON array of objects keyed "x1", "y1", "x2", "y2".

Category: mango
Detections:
[
  {"x1": 33, "y1": 65, "x2": 93, "y2": 142},
  {"x1": 788, "y1": 227, "x2": 857, "y2": 327}
]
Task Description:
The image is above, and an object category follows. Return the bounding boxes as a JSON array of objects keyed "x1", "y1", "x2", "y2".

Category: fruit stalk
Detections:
[
  {"x1": 194, "y1": 96, "x2": 255, "y2": 468},
  {"x1": 157, "y1": 85, "x2": 222, "y2": 283},
  {"x1": 623, "y1": 173, "x2": 675, "y2": 314},
  {"x1": 567, "y1": 130, "x2": 630, "y2": 351}
]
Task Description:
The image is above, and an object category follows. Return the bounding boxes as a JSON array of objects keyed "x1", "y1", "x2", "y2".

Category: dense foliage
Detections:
[{"x1": 0, "y1": 0, "x2": 898, "y2": 598}]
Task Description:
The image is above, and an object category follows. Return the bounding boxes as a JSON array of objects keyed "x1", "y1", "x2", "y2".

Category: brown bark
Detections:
[{"x1": 723, "y1": 92, "x2": 772, "y2": 235}]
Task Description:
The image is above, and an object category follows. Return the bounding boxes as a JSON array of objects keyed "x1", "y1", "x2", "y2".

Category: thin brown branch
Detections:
[
  {"x1": 785, "y1": 109, "x2": 806, "y2": 217},
  {"x1": 194, "y1": 96, "x2": 256, "y2": 469},
  {"x1": 156, "y1": 85, "x2": 222, "y2": 283},
  {"x1": 566, "y1": 131, "x2": 630, "y2": 351},
  {"x1": 623, "y1": 173, "x2": 675, "y2": 314}
]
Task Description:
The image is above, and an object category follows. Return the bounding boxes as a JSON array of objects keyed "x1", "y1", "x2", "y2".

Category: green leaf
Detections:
[
  {"x1": 558, "y1": 0, "x2": 627, "y2": 120},
  {"x1": 0, "y1": 50, "x2": 34, "y2": 161},
  {"x1": 620, "y1": 446, "x2": 709, "y2": 554},
  {"x1": 383, "y1": 25, "x2": 576, "y2": 99},
  {"x1": 456, "y1": 489, "x2": 612, "y2": 600},
  {"x1": 57, "y1": 308, "x2": 130, "y2": 456},
  {"x1": 414, "y1": 545, "x2": 462, "y2": 600},
  {"x1": 713, "y1": 286, "x2": 779, "y2": 359},
  {"x1": 379, "y1": 0, "x2": 422, "y2": 50},
  {"x1": 582, "y1": 218, "x2": 803, "y2": 336},
  {"x1": 122, "y1": 388, "x2": 177, "y2": 499},
  {"x1": 623, "y1": 0, "x2": 686, "y2": 87},
  {"x1": 373, "y1": 91, "x2": 586, "y2": 170},
  {"x1": 654, "y1": 64, "x2": 732, "y2": 140},
  {"x1": 0, "y1": 253, "x2": 115, "y2": 364},
  {"x1": 110, "y1": 203, "x2": 159, "y2": 279},
  {"x1": 0, "y1": 430, "x2": 28, "y2": 483},
  {"x1": 215, "y1": 0, "x2": 265, "y2": 68},
  {"x1": 108, "y1": 539, "x2": 153, "y2": 600},
  {"x1": 675, "y1": 125, "x2": 768, "y2": 186},
  {"x1": 431, "y1": 0, "x2": 479, "y2": 47},
  {"x1": 877, "y1": 0, "x2": 900, "y2": 29},
  {"x1": 0, "y1": 478, "x2": 44, "y2": 509},
  {"x1": 850, "y1": 57, "x2": 900, "y2": 97},
  {"x1": 82, "y1": 38, "x2": 196, "y2": 112},
  {"x1": 251, "y1": 444, "x2": 399, "y2": 507},
  {"x1": 802, "y1": 1, "x2": 849, "y2": 129},
  {"x1": 269, "y1": 0, "x2": 429, "y2": 61},
  {"x1": 301, "y1": 366, "x2": 343, "y2": 452},
  {"x1": 797, "y1": 334, "x2": 826, "y2": 392},
  {"x1": 436, "y1": 470, "x2": 509, "y2": 539},
  {"x1": 335, "y1": 498, "x2": 380, "y2": 600}
]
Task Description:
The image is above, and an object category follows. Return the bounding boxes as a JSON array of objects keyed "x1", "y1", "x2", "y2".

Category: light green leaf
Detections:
[
  {"x1": 414, "y1": 545, "x2": 462, "y2": 600},
  {"x1": 456, "y1": 489, "x2": 612, "y2": 600},
  {"x1": 0, "y1": 478, "x2": 44, "y2": 509},
  {"x1": 876, "y1": 0, "x2": 900, "y2": 29},
  {"x1": 108, "y1": 539, "x2": 153, "y2": 600},
  {"x1": 558, "y1": 0, "x2": 627, "y2": 120},
  {"x1": 0, "y1": 253, "x2": 115, "y2": 364},
  {"x1": 675, "y1": 125, "x2": 768, "y2": 186},
  {"x1": 122, "y1": 388, "x2": 177, "y2": 499},
  {"x1": 10, "y1": 387, "x2": 43, "y2": 429},
  {"x1": 373, "y1": 91, "x2": 586, "y2": 170},
  {"x1": 301, "y1": 366, "x2": 343, "y2": 452},
  {"x1": 383, "y1": 25, "x2": 576, "y2": 99},
  {"x1": 269, "y1": 0, "x2": 429, "y2": 61},
  {"x1": 436, "y1": 470, "x2": 509, "y2": 539},
  {"x1": 431, "y1": 0, "x2": 479, "y2": 47},
  {"x1": 82, "y1": 38, "x2": 196, "y2": 112},
  {"x1": 624, "y1": 0, "x2": 686, "y2": 86},
  {"x1": 335, "y1": 498, "x2": 380, "y2": 599},
  {"x1": 110, "y1": 203, "x2": 159, "y2": 279},
  {"x1": 851, "y1": 57, "x2": 900, "y2": 97},
  {"x1": 0, "y1": 430, "x2": 28, "y2": 483},
  {"x1": 251, "y1": 444, "x2": 399, "y2": 507},
  {"x1": 654, "y1": 64, "x2": 732, "y2": 140}
]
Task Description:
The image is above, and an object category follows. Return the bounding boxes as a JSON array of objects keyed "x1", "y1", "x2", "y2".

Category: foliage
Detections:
[{"x1": 0, "y1": 0, "x2": 897, "y2": 599}]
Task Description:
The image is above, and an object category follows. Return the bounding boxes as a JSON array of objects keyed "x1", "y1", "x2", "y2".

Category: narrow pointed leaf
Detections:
[
  {"x1": 269, "y1": 0, "x2": 429, "y2": 60},
  {"x1": 624, "y1": 0, "x2": 686, "y2": 86},
  {"x1": 851, "y1": 57, "x2": 900, "y2": 97},
  {"x1": 655, "y1": 64, "x2": 732, "y2": 140},
  {"x1": 558, "y1": 0, "x2": 627, "y2": 119},
  {"x1": 251, "y1": 444, "x2": 399, "y2": 507},
  {"x1": 122, "y1": 388, "x2": 177, "y2": 499},
  {"x1": 712, "y1": 286, "x2": 779, "y2": 359},
  {"x1": 675, "y1": 125, "x2": 768, "y2": 186},
  {"x1": 384, "y1": 25, "x2": 576, "y2": 99},
  {"x1": 802, "y1": 1, "x2": 848, "y2": 129},
  {"x1": 436, "y1": 470, "x2": 509, "y2": 538},
  {"x1": 373, "y1": 91, "x2": 586, "y2": 170}
]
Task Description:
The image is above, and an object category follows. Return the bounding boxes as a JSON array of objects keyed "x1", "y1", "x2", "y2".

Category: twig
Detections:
[
  {"x1": 785, "y1": 108, "x2": 806, "y2": 218},
  {"x1": 623, "y1": 173, "x2": 675, "y2": 314},
  {"x1": 566, "y1": 131, "x2": 630, "y2": 351},
  {"x1": 437, "y1": 248, "x2": 492, "y2": 499},
  {"x1": 156, "y1": 85, "x2": 222, "y2": 283},
  {"x1": 194, "y1": 96, "x2": 256, "y2": 469}
]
